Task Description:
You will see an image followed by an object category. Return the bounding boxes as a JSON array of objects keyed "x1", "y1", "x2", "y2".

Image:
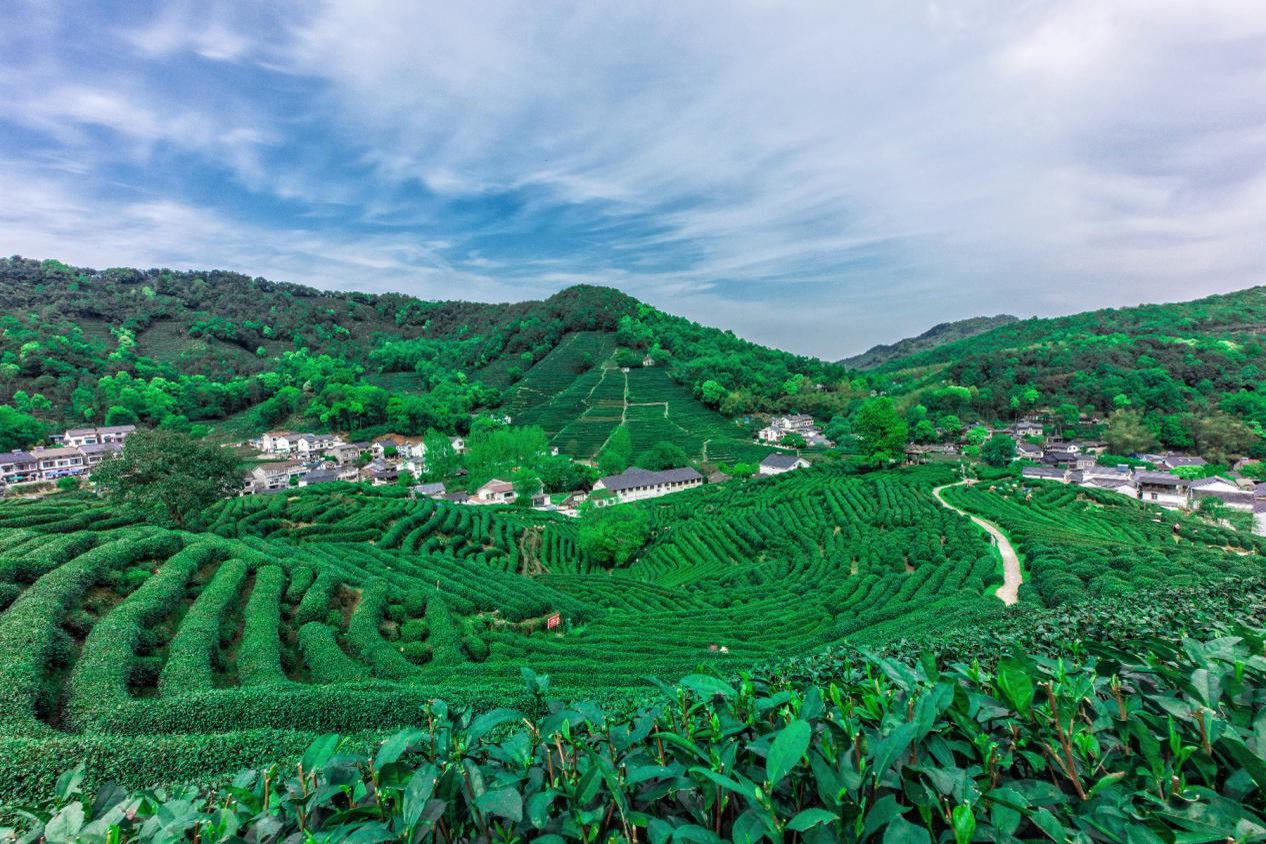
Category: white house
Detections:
[
  {"x1": 31, "y1": 446, "x2": 87, "y2": 480},
  {"x1": 759, "y1": 454, "x2": 810, "y2": 476},
  {"x1": 63, "y1": 425, "x2": 136, "y2": 447},
  {"x1": 1255, "y1": 501, "x2": 1266, "y2": 537},
  {"x1": 0, "y1": 450, "x2": 38, "y2": 484},
  {"x1": 590, "y1": 467, "x2": 703, "y2": 505},
  {"x1": 1134, "y1": 472, "x2": 1190, "y2": 509},
  {"x1": 295, "y1": 433, "x2": 340, "y2": 458},
  {"x1": 476, "y1": 478, "x2": 516, "y2": 503},
  {"x1": 1189, "y1": 476, "x2": 1254, "y2": 512},
  {"x1": 248, "y1": 461, "x2": 306, "y2": 491},
  {"x1": 260, "y1": 432, "x2": 296, "y2": 454}
]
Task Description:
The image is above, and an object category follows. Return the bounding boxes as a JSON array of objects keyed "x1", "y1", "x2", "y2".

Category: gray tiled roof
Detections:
[
  {"x1": 597, "y1": 467, "x2": 702, "y2": 492},
  {"x1": 760, "y1": 453, "x2": 805, "y2": 470}
]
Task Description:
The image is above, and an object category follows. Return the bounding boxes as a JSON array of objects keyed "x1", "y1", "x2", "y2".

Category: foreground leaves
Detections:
[{"x1": 9, "y1": 624, "x2": 1266, "y2": 842}]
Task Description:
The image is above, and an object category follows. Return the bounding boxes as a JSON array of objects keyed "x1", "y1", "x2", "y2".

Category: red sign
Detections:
[{"x1": 546, "y1": 612, "x2": 561, "y2": 630}]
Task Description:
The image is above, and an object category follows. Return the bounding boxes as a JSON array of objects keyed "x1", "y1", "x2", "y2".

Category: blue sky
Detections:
[{"x1": 2, "y1": 1, "x2": 1264, "y2": 358}]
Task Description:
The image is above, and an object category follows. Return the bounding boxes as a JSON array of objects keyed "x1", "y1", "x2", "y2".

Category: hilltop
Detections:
[
  {"x1": 0, "y1": 257, "x2": 845, "y2": 462},
  {"x1": 839, "y1": 313, "x2": 1017, "y2": 369}
]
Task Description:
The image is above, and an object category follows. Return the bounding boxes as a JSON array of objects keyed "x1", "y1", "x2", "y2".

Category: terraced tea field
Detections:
[
  {"x1": 0, "y1": 464, "x2": 1260, "y2": 799},
  {"x1": 515, "y1": 361, "x2": 771, "y2": 462}
]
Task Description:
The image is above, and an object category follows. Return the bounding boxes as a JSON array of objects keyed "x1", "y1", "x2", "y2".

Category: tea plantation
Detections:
[{"x1": 1, "y1": 465, "x2": 1264, "y2": 836}]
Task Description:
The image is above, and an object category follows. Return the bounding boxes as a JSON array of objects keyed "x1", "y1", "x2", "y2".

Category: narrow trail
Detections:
[{"x1": 932, "y1": 480, "x2": 1022, "y2": 606}]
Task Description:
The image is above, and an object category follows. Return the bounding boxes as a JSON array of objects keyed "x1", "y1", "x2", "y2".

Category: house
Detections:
[
  {"x1": 364, "y1": 462, "x2": 399, "y2": 486},
  {"x1": 1014, "y1": 420, "x2": 1044, "y2": 438},
  {"x1": 298, "y1": 468, "x2": 342, "y2": 487},
  {"x1": 63, "y1": 427, "x2": 100, "y2": 447},
  {"x1": 590, "y1": 467, "x2": 703, "y2": 505},
  {"x1": 96, "y1": 425, "x2": 137, "y2": 444},
  {"x1": 1043, "y1": 450, "x2": 1096, "y2": 470},
  {"x1": 1255, "y1": 501, "x2": 1266, "y2": 537},
  {"x1": 0, "y1": 451, "x2": 37, "y2": 484},
  {"x1": 450, "y1": 437, "x2": 466, "y2": 454},
  {"x1": 260, "y1": 432, "x2": 296, "y2": 454},
  {"x1": 31, "y1": 446, "x2": 87, "y2": 480},
  {"x1": 758, "y1": 414, "x2": 821, "y2": 443},
  {"x1": 1134, "y1": 472, "x2": 1190, "y2": 509},
  {"x1": 1022, "y1": 466, "x2": 1067, "y2": 483},
  {"x1": 1159, "y1": 454, "x2": 1207, "y2": 472},
  {"x1": 295, "y1": 433, "x2": 340, "y2": 458},
  {"x1": 707, "y1": 470, "x2": 731, "y2": 484},
  {"x1": 560, "y1": 490, "x2": 588, "y2": 509},
  {"x1": 63, "y1": 425, "x2": 136, "y2": 447},
  {"x1": 642, "y1": 355, "x2": 655, "y2": 367},
  {"x1": 441, "y1": 491, "x2": 471, "y2": 504},
  {"x1": 326, "y1": 443, "x2": 365, "y2": 465},
  {"x1": 476, "y1": 478, "x2": 516, "y2": 503},
  {"x1": 1079, "y1": 476, "x2": 1138, "y2": 497},
  {"x1": 1016, "y1": 441, "x2": 1044, "y2": 460},
  {"x1": 77, "y1": 442, "x2": 122, "y2": 468},
  {"x1": 1188, "y1": 476, "x2": 1254, "y2": 512},
  {"x1": 1076, "y1": 440, "x2": 1109, "y2": 455},
  {"x1": 248, "y1": 461, "x2": 305, "y2": 491},
  {"x1": 414, "y1": 482, "x2": 447, "y2": 498},
  {"x1": 759, "y1": 454, "x2": 811, "y2": 476},
  {"x1": 371, "y1": 434, "x2": 426, "y2": 461}
]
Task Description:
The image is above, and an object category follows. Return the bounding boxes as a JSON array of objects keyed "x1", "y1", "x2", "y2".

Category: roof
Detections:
[
  {"x1": 596, "y1": 467, "x2": 703, "y2": 492},
  {"x1": 0, "y1": 450, "x2": 35, "y2": 463},
  {"x1": 708, "y1": 471, "x2": 731, "y2": 483},
  {"x1": 77, "y1": 442, "x2": 122, "y2": 455},
  {"x1": 64, "y1": 427, "x2": 97, "y2": 437},
  {"x1": 1164, "y1": 455, "x2": 1207, "y2": 467},
  {"x1": 415, "y1": 482, "x2": 446, "y2": 495},
  {"x1": 1189, "y1": 476, "x2": 1239, "y2": 490},
  {"x1": 1194, "y1": 488, "x2": 1253, "y2": 505},
  {"x1": 760, "y1": 453, "x2": 807, "y2": 470},
  {"x1": 303, "y1": 469, "x2": 341, "y2": 484},
  {"x1": 1083, "y1": 477, "x2": 1135, "y2": 490},
  {"x1": 1134, "y1": 472, "x2": 1189, "y2": 487},
  {"x1": 1022, "y1": 466, "x2": 1065, "y2": 478},
  {"x1": 32, "y1": 447, "x2": 84, "y2": 459},
  {"x1": 479, "y1": 479, "x2": 514, "y2": 493},
  {"x1": 96, "y1": 425, "x2": 136, "y2": 434}
]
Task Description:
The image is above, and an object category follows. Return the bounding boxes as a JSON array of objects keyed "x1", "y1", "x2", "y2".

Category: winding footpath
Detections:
[{"x1": 931, "y1": 480, "x2": 1023, "y2": 606}]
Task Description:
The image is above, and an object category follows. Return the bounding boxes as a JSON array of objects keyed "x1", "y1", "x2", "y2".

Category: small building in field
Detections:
[
  {"x1": 298, "y1": 468, "x2": 342, "y2": 487},
  {"x1": 1014, "y1": 420, "x2": 1044, "y2": 438},
  {"x1": 759, "y1": 454, "x2": 810, "y2": 476},
  {"x1": 1255, "y1": 501, "x2": 1266, "y2": 537},
  {"x1": 1188, "y1": 476, "x2": 1254, "y2": 512},
  {"x1": 326, "y1": 443, "x2": 364, "y2": 465},
  {"x1": 64, "y1": 425, "x2": 136, "y2": 447},
  {"x1": 1021, "y1": 466, "x2": 1067, "y2": 483},
  {"x1": 30, "y1": 446, "x2": 87, "y2": 480},
  {"x1": 476, "y1": 478, "x2": 516, "y2": 504},
  {"x1": 77, "y1": 442, "x2": 122, "y2": 468},
  {"x1": 414, "y1": 482, "x2": 447, "y2": 498},
  {"x1": 1134, "y1": 472, "x2": 1190, "y2": 509},
  {"x1": 1079, "y1": 476, "x2": 1138, "y2": 497},
  {"x1": 248, "y1": 461, "x2": 305, "y2": 492},
  {"x1": 590, "y1": 467, "x2": 703, "y2": 505}
]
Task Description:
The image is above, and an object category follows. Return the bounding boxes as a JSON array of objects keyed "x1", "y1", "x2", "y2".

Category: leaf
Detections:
[
  {"x1": 467, "y1": 708, "x2": 523, "y2": 744},
  {"x1": 951, "y1": 803, "x2": 976, "y2": 844},
  {"x1": 402, "y1": 764, "x2": 439, "y2": 829},
  {"x1": 995, "y1": 656, "x2": 1035, "y2": 716},
  {"x1": 766, "y1": 719, "x2": 811, "y2": 787},
  {"x1": 680, "y1": 673, "x2": 738, "y2": 699},
  {"x1": 787, "y1": 808, "x2": 837, "y2": 831},
  {"x1": 690, "y1": 767, "x2": 757, "y2": 801},
  {"x1": 374, "y1": 728, "x2": 424, "y2": 770},
  {"x1": 53, "y1": 766, "x2": 84, "y2": 802},
  {"x1": 475, "y1": 787, "x2": 523, "y2": 823},
  {"x1": 883, "y1": 816, "x2": 932, "y2": 844},
  {"x1": 42, "y1": 804, "x2": 85, "y2": 844}
]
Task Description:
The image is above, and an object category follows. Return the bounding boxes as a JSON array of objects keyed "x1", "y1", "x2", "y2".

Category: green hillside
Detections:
[
  {"x1": 0, "y1": 257, "x2": 844, "y2": 458},
  {"x1": 871, "y1": 287, "x2": 1266, "y2": 456},
  {"x1": 839, "y1": 313, "x2": 1017, "y2": 369}
]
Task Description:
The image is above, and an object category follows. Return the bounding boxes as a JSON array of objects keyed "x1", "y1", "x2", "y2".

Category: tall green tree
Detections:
[
  {"x1": 598, "y1": 425, "x2": 633, "y2": 475},
  {"x1": 854, "y1": 398, "x2": 908, "y2": 462},
  {"x1": 578, "y1": 506, "x2": 650, "y2": 567},
  {"x1": 982, "y1": 435, "x2": 1016, "y2": 467},
  {"x1": 635, "y1": 440, "x2": 689, "y2": 471},
  {"x1": 0, "y1": 406, "x2": 45, "y2": 451},
  {"x1": 1104, "y1": 410, "x2": 1157, "y2": 455},
  {"x1": 91, "y1": 430, "x2": 241, "y2": 529}
]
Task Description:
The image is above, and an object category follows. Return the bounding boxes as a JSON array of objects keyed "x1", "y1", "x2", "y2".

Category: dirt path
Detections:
[{"x1": 932, "y1": 481, "x2": 1022, "y2": 606}]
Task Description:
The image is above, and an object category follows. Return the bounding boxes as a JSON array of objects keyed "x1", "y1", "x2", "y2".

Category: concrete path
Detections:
[{"x1": 932, "y1": 481, "x2": 1022, "y2": 606}]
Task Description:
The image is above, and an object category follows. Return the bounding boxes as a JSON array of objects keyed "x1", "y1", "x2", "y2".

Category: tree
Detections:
[
  {"x1": 598, "y1": 426, "x2": 633, "y2": 475},
  {"x1": 90, "y1": 430, "x2": 242, "y2": 529},
  {"x1": 421, "y1": 429, "x2": 459, "y2": 481},
  {"x1": 104, "y1": 405, "x2": 139, "y2": 426},
  {"x1": 578, "y1": 506, "x2": 650, "y2": 567},
  {"x1": 853, "y1": 398, "x2": 908, "y2": 462},
  {"x1": 635, "y1": 440, "x2": 689, "y2": 471},
  {"x1": 0, "y1": 406, "x2": 45, "y2": 451},
  {"x1": 982, "y1": 435, "x2": 1016, "y2": 467},
  {"x1": 779, "y1": 432, "x2": 807, "y2": 449},
  {"x1": 1104, "y1": 409, "x2": 1157, "y2": 455},
  {"x1": 511, "y1": 468, "x2": 540, "y2": 506},
  {"x1": 55, "y1": 475, "x2": 80, "y2": 492}
]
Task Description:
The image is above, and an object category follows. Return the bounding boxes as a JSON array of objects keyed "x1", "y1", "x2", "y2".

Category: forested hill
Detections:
[
  {"x1": 839, "y1": 313, "x2": 1017, "y2": 370},
  {"x1": 873, "y1": 286, "x2": 1266, "y2": 456},
  {"x1": 0, "y1": 257, "x2": 845, "y2": 445}
]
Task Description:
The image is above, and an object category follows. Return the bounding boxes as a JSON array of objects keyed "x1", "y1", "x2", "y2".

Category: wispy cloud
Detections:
[{"x1": 1, "y1": 1, "x2": 1264, "y2": 356}]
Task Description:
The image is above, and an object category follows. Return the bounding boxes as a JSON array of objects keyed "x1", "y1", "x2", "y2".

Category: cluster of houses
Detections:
[
  {"x1": 1020, "y1": 450, "x2": 1266, "y2": 525},
  {"x1": 756, "y1": 415, "x2": 832, "y2": 448},
  {"x1": 243, "y1": 430, "x2": 467, "y2": 495},
  {"x1": 0, "y1": 425, "x2": 137, "y2": 489}
]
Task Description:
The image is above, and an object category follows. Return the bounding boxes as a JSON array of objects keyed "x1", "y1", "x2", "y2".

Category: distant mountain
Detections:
[{"x1": 840, "y1": 314, "x2": 1018, "y2": 369}]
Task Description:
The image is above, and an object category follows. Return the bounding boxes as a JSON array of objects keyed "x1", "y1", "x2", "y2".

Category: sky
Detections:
[{"x1": 1, "y1": 1, "x2": 1264, "y2": 359}]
